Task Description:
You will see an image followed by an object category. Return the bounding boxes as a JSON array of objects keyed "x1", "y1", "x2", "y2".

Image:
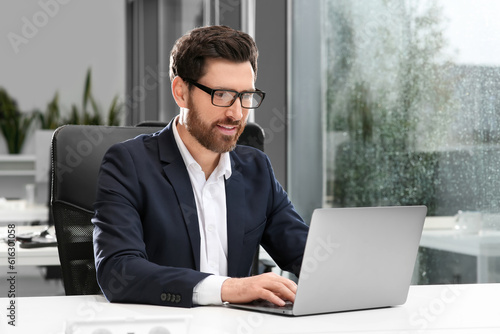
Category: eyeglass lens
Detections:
[{"x1": 213, "y1": 90, "x2": 263, "y2": 108}]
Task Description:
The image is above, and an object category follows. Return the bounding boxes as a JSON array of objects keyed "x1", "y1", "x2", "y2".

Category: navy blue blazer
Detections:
[{"x1": 92, "y1": 120, "x2": 308, "y2": 308}]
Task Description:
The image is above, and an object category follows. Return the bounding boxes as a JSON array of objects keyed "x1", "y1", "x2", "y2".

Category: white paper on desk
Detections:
[{"x1": 65, "y1": 315, "x2": 191, "y2": 334}]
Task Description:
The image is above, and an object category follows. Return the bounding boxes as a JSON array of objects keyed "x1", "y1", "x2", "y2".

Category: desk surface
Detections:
[
  {"x1": 0, "y1": 225, "x2": 59, "y2": 266},
  {"x1": 1, "y1": 217, "x2": 499, "y2": 271},
  {"x1": 421, "y1": 216, "x2": 500, "y2": 257},
  {"x1": 1, "y1": 284, "x2": 499, "y2": 334},
  {"x1": 421, "y1": 229, "x2": 500, "y2": 256},
  {"x1": 0, "y1": 200, "x2": 48, "y2": 224}
]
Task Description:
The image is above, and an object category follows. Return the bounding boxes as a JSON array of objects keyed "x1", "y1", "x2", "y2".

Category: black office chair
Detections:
[
  {"x1": 51, "y1": 122, "x2": 271, "y2": 295},
  {"x1": 235, "y1": 123, "x2": 276, "y2": 275},
  {"x1": 51, "y1": 125, "x2": 164, "y2": 295}
]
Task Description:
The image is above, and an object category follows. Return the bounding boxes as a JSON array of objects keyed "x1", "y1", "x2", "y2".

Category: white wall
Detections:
[{"x1": 0, "y1": 0, "x2": 125, "y2": 154}]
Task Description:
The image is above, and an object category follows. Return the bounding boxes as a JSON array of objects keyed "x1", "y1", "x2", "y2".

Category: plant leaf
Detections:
[{"x1": 83, "y1": 68, "x2": 92, "y2": 112}]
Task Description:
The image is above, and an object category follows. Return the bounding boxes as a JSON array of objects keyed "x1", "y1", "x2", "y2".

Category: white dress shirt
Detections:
[{"x1": 172, "y1": 117, "x2": 231, "y2": 305}]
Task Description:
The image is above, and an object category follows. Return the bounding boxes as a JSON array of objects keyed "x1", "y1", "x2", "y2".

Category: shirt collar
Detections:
[{"x1": 172, "y1": 116, "x2": 232, "y2": 180}]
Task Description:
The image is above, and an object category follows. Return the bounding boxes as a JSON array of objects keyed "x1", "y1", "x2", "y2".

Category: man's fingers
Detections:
[
  {"x1": 260, "y1": 289, "x2": 287, "y2": 306},
  {"x1": 266, "y1": 279, "x2": 296, "y2": 302},
  {"x1": 281, "y1": 278, "x2": 298, "y2": 295},
  {"x1": 221, "y1": 273, "x2": 298, "y2": 306}
]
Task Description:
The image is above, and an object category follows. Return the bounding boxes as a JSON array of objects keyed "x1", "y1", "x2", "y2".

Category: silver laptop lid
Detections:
[{"x1": 293, "y1": 206, "x2": 426, "y2": 316}]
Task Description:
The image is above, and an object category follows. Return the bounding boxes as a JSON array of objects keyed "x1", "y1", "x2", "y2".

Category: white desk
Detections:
[
  {"x1": 0, "y1": 200, "x2": 49, "y2": 224},
  {"x1": 0, "y1": 225, "x2": 59, "y2": 266},
  {"x1": 421, "y1": 217, "x2": 500, "y2": 283},
  {"x1": 1, "y1": 217, "x2": 499, "y2": 280},
  {"x1": 1, "y1": 284, "x2": 499, "y2": 333}
]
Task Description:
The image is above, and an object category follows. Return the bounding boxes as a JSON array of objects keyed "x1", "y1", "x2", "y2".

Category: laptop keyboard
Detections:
[{"x1": 249, "y1": 299, "x2": 294, "y2": 310}]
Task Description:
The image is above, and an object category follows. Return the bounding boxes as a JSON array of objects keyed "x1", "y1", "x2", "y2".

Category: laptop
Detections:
[{"x1": 225, "y1": 205, "x2": 427, "y2": 316}]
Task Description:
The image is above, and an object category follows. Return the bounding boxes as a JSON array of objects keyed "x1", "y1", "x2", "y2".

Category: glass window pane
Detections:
[{"x1": 291, "y1": 0, "x2": 500, "y2": 284}]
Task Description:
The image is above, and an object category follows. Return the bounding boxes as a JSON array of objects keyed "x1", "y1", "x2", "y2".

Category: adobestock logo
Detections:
[
  {"x1": 262, "y1": 106, "x2": 296, "y2": 146},
  {"x1": 7, "y1": 0, "x2": 72, "y2": 55},
  {"x1": 409, "y1": 284, "x2": 467, "y2": 331},
  {"x1": 101, "y1": 268, "x2": 136, "y2": 299},
  {"x1": 236, "y1": 312, "x2": 265, "y2": 334},
  {"x1": 75, "y1": 298, "x2": 105, "y2": 322},
  {"x1": 299, "y1": 234, "x2": 340, "y2": 280},
  {"x1": 56, "y1": 126, "x2": 115, "y2": 182},
  {"x1": 219, "y1": 0, "x2": 239, "y2": 22},
  {"x1": 124, "y1": 65, "x2": 169, "y2": 110}
]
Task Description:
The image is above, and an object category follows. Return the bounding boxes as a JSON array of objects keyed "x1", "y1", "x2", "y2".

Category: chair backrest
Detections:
[
  {"x1": 51, "y1": 122, "x2": 264, "y2": 295},
  {"x1": 51, "y1": 125, "x2": 163, "y2": 295},
  {"x1": 237, "y1": 122, "x2": 265, "y2": 152},
  {"x1": 235, "y1": 123, "x2": 265, "y2": 275}
]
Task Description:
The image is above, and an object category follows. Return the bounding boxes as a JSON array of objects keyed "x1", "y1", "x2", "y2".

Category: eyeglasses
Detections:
[{"x1": 185, "y1": 79, "x2": 266, "y2": 109}]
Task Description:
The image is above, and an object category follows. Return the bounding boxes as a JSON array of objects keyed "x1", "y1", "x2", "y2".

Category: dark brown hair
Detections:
[{"x1": 169, "y1": 25, "x2": 259, "y2": 83}]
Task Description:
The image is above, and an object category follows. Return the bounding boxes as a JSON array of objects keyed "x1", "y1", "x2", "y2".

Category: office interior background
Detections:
[{"x1": 1, "y1": 0, "x2": 500, "y2": 296}]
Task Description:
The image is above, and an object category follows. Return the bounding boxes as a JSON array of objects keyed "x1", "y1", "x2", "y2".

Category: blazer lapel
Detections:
[
  {"x1": 225, "y1": 156, "x2": 246, "y2": 277},
  {"x1": 158, "y1": 120, "x2": 201, "y2": 271}
]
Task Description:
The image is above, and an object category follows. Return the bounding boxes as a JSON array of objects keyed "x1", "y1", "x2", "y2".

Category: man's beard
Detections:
[{"x1": 186, "y1": 100, "x2": 246, "y2": 153}]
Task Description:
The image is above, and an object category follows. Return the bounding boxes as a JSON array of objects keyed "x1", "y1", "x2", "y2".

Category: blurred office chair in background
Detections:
[{"x1": 51, "y1": 125, "x2": 163, "y2": 295}]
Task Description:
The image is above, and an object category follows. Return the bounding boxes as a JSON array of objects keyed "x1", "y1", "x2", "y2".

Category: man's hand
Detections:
[{"x1": 221, "y1": 272, "x2": 297, "y2": 306}]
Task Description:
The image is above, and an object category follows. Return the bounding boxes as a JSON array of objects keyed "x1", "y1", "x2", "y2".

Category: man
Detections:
[{"x1": 92, "y1": 25, "x2": 308, "y2": 308}]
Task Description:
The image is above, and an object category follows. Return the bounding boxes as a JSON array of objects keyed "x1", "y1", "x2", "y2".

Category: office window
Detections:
[
  {"x1": 290, "y1": 0, "x2": 500, "y2": 284},
  {"x1": 127, "y1": 0, "x2": 249, "y2": 124}
]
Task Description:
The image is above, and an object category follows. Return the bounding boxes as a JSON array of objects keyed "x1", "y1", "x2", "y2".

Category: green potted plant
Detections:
[
  {"x1": 32, "y1": 68, "x2": 123, "y2": 187},
  {"x1": 0, "y1": 87, "x2": 37, "y2": 154},
  {"x1": 63, "y1": 68, "x2": 123, "y2": 126},
  {"x1": 35, "y1": 92, "x2": 63, "y2": 130}
]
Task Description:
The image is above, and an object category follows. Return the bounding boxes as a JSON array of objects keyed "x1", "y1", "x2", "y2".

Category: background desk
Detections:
[
  {"x1": 421, "y1": 216, "x2": 500, "y2": 283},
  {"x1": 1, "y1": 284, "x2": 499, "y2": 334},
  {"x1": 0, "y1": 202, "x2": 48, "y2": 225},
  {"x1": 0, "y1": 225, "x2": 59, "y2": 266}
]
